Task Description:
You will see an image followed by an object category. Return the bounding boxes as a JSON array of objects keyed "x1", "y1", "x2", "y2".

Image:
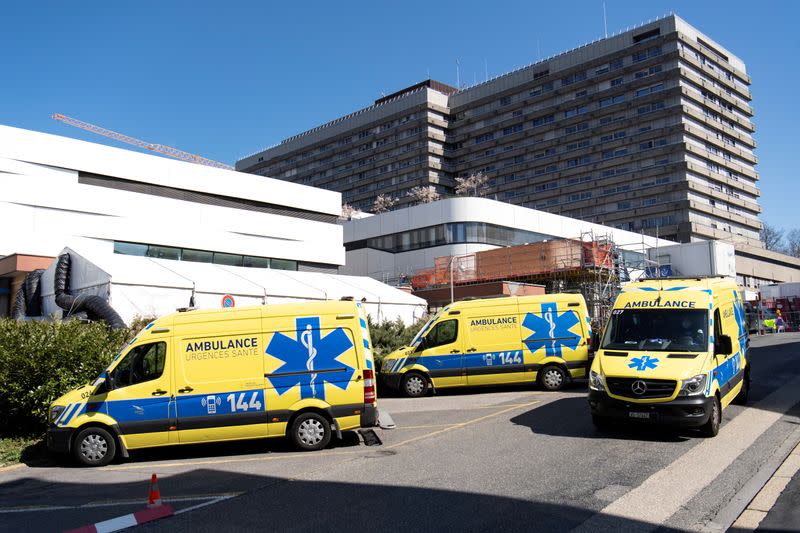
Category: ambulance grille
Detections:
[{"x1": 606, "y1": 377, "x2": 677, "y2": 399}]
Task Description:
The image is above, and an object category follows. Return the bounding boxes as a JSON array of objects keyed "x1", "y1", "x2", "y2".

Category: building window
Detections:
[
  {"x1": 599, "y1": 94, "x2": 625, "y2": 108},
  {"x1": 475, "y1": 132, "x2": 495, "y2": 144},
  {"x1": 611, "y1": 77, "x2": 624, "y2": 87},
  {"x1": 635, "y1": 83, "x2": 664, "y2": 97},
  {"x1": 532, "y1": 114, "x2": 555, "y2": 127}
]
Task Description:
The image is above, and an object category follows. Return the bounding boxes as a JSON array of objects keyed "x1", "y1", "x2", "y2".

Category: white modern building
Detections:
[
  {"x1": 342, "y1": 197, "x2": 676, "y2": 283},
  {"x1": 0, "y1": 125, "x2": 425, "y2": 323}
]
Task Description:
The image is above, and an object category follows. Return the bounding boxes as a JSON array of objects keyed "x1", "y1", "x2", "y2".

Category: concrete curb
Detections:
[{"x1": 701, "y1": 422, "x2": 800, "y2": 532}]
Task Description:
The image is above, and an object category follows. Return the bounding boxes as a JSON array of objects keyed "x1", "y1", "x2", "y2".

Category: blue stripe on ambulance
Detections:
[{"x1": 56, "y1": 403, "x2": 75, "y2": 426}]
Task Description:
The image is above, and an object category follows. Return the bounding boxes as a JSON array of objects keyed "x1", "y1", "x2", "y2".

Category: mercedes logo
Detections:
[{"x1": 631, "y1": 380, "x2": 647, "y2": 395}]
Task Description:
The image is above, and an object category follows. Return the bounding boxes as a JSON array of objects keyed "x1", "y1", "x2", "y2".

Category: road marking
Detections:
[
  {"x1": 386, "y1": 399, "x2": 541, "y2": 450},
  {"x1": 395, "y1": 423, "x2": 461, "y2": 429},
  {"x1": 0, "y1": 493, "x2": 242, "y2": 514},
  {"x1": 572, "y1": 372, "x2": 800, "y2": 533}
]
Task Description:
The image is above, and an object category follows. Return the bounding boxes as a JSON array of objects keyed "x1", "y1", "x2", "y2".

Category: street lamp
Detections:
[{"x1": 450, "y1": 255, "x2": 465, "y2": 304}]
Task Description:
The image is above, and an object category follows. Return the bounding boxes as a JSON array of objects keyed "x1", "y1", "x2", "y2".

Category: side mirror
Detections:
[
  {"x1": 92, "y1": 373, "x2": 110, "y2": 395},
  {"x1": 590, "y1": 334, "x2": 600, "y2": 353},
  {"x1": 714, "y1": 334, "x2": 733, "y2": 356}
]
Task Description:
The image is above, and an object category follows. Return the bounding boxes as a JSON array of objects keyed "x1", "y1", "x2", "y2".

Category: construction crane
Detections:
[{"x1": 51, "y1": 113, "x2": 234, "y2": 170}]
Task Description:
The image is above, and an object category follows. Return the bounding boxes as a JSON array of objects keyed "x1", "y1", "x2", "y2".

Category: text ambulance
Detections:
[
  {"x1": 588, "y1": 276, "x2": 749, "y2": 436},
  {"x1": 380, "y1": 294, "x2": 592, "y2": 397},
  {"x1": 47, "y1": 300, "x2": 378, "y2": 466}
]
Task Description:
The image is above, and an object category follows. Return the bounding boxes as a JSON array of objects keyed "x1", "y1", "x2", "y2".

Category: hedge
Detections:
[
  {"x1": 0, "y1": 319, "x2": 133, "y2": 436},
  {"x1": 368, "y1": 316, "x2": 427, "y2": 371}
]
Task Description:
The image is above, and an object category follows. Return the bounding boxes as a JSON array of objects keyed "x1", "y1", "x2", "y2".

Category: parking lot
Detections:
[{"x1": 1, "y1": 333, "x2": 799, "y2": 532}]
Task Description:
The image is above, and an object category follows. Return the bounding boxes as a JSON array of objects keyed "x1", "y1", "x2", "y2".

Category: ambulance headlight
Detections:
[
  {"x1": 49, "y1": 405, "x2": 65, "y2": 424},
  {"x1": 589, "y1": 370, "x2": 605, "y2": 391},
  {"x1": 679, "y1": 374, "x2": 707, "y2": 396}
]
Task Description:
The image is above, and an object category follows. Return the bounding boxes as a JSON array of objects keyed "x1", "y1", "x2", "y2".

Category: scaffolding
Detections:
[{"x1": 411, "y1": 234, "x2": 626, "y2": 322}]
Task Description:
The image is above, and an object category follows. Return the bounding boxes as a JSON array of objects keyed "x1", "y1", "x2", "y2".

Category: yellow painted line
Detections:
[
  {"x1": 386, "y1": 399, "x2": 540, "y2": 450},
  {"x1": 104, "y1": 449, "x2": 365, "y2": 471},
  {"x1": 396, "y1": 423, "x2": 461, "y2": 430}
]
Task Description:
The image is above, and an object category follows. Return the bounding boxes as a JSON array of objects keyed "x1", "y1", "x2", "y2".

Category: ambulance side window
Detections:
[
  {"x1": 110, "y1": 342, "x2": 167, "y2": 389},
  {"x1": 426, "y1": 320, "x2": 458, "y2": 348}
]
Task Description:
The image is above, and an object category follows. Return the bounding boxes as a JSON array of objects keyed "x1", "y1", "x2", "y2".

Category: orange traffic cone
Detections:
[{"x1": 147, "y1": 473, "x2": 162, "y2": 508}]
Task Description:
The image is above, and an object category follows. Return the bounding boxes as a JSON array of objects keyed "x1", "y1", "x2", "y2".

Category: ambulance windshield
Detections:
[
  {"x1": 601, "y1": 309, "x2": 709, "y2": 352},
  {"x1": 410, "y1": 309, "x2": 444, "y2": 347}
]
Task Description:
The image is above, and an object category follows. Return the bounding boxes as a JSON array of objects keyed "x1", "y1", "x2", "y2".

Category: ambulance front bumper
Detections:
[
  {"x1": 588, "y1": 390, "x2": 714, "y2": 427},
  {"x1": 46, "y1": 426, "x2": 74, "y2": 453},
  {"x1": 379, "y1": 372, "x2": 402, "y2": 391}
]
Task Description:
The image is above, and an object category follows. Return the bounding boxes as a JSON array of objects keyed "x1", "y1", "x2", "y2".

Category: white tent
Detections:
[{"x1": 40, "y1": 244, "x2": 426, "y2": 326}]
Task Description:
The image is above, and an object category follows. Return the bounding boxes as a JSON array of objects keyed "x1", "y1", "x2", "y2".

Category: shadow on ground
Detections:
[{"x1": 0, "y1": 467, "x2": 686, "y2": 532}]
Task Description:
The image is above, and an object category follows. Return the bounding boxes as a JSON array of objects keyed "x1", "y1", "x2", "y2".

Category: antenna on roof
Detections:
[
  {"x1": 456, "y1": 59, "x2": 462, "y2": 88},
  {"x1": 484, "y1": 58, "x2": 488, "y2": 82},
  {"x1": 602, "y1": 1, "x2": 608, "y2": 38},
  {"x1": 537, "y1": 38, "x2": 541, "y2": 61}
]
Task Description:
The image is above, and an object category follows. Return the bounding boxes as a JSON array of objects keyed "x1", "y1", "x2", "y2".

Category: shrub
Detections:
[
  {"x1": 0, "y1": 319, "x2": 131, "y2": 436},
  {"x1": 367, "y1": 316, "x2": 428, "y2": 371}
]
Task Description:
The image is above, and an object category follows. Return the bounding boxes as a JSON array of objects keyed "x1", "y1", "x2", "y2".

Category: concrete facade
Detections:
[
  {"x1": 0, "y1": 125, "x2": 346, "y2": 317},
  {"x1": 238, "y1": 15, "x2": 762, "y2": 249}
]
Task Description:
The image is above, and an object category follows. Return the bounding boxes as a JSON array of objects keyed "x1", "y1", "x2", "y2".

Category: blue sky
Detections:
[{"x1": 1, "y1": 1, "x2": 797, "y2": 228}]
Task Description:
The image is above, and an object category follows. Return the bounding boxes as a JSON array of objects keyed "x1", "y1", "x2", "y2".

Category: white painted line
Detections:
[
  {"x1": 572, "y1": 373, "x2": 800, "y2": 533},
  {"x1": 174, "y1": 495, "x2": 235, "y2": 515},
  {"x1": 0, "y1": 494, "x2": 240, "y2": 514}
]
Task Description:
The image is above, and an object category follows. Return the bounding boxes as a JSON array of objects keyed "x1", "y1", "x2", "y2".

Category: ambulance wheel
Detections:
[
  {"x1": 402, "y1": 372, "x2": 428, "y2": 398},
  {"x1": 538, "y1": 365, "x2": 567, "y2": 391},
  {"x1": 700, "y1": 396, "x2": 721, "y2": 438},
  {"x1": 733, "y1": 368, "x2": 750, "y2": 405},
  {"x1": 290, "y1": 412, "x2": 332, "y2": 451},
  {"x1": 73, "y1": 426, "x2": 116, "y2": 467}
]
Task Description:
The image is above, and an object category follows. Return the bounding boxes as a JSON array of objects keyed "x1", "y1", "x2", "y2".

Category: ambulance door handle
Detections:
[
  {"x1": 450, "y1": 349, "x2": 461, "y2": 354},
  {"x1": 466, "y1": 348, "x2": 477, "y2": 353},
  {"x1": 178, "y1": 386, "x2": 194, "y2": 394},
  {"x1": 152, "y1": 389, "x2": 168, "y2": 396}
]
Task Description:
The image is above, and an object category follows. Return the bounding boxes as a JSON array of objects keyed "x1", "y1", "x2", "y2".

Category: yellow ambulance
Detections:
[
  {"x1": 47, "y1": 300, "x2": 378, "y2": 466},
  {"x1": 380, "y1": 294, "x2": 592, "y2": 397},
  {"x1": 588, "y1": 276, "x2": 749, "y2": 437}
]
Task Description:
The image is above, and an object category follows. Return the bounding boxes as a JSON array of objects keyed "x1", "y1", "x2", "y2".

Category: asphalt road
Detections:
[{"x1": 1, "y1": 333, "x2": 799, "y2": 532}]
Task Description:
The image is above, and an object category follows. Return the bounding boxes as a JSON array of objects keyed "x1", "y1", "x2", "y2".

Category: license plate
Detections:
[{"x1": 628, "y1": 412, "x2": 650, "y2": 419}]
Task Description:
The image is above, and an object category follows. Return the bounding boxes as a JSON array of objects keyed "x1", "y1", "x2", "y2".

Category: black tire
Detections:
[
  {"x1": 591, "y1": 413, "x2": 611, "y2": 430},
  {"x1": 73, "y1": 426, "x2": 116, "y2": 466},
  {"x1": 290, "y1": 412, "x2": 332, "y2": 451},
  {"x1": 538, "y1": 365, "x2": 568, "y2": 391},
  {"x1": 733, "y1": 368, "x2": 750, "y2": 405},
  {"x1": 700, "y1": 396, "x2": 721, "y2": 438},
  {"x1": 401, "y1": 372, "x2": 429, "y2": 398}
]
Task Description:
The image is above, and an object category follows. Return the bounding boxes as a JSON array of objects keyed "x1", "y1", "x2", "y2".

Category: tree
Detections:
[
  {"x1": 455, "y1": 171, "x2": 489, "y2": 196},
  {"x1": 340, "y1": 203, "x2": 360, "y2": 220},
  {"x1": 372, "y1": 194, "x2": 396, "y2": 213},
  {"x1": 408, "y1": 185, "x2": 440, "y2": 204},
  {"x1": 785, "y1": 229, "x2": 800, "y2": 258},
  {"x1": 760, "y1": 223, "x2": 785, "y2": 251}
]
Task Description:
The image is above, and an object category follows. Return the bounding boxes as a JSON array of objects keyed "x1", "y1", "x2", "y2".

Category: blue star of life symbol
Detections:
[
  {"x1": 629, "y1": 355, "x2": 659, "y2": 371},
  {"x1": 521, "y1": 302, "x2": 581, "y2": 357},
  {"x1": 265, "y1": 317, "x2": 354, "y2": 400}
]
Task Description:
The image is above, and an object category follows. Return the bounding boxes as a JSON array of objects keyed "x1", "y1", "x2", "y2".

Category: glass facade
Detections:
[
  {"x1": 113, "y1": 241, "x2": 297, "y2": 270},
  {"x1": 352, "y1": 222, "x2": 552, "y2": 253}
]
